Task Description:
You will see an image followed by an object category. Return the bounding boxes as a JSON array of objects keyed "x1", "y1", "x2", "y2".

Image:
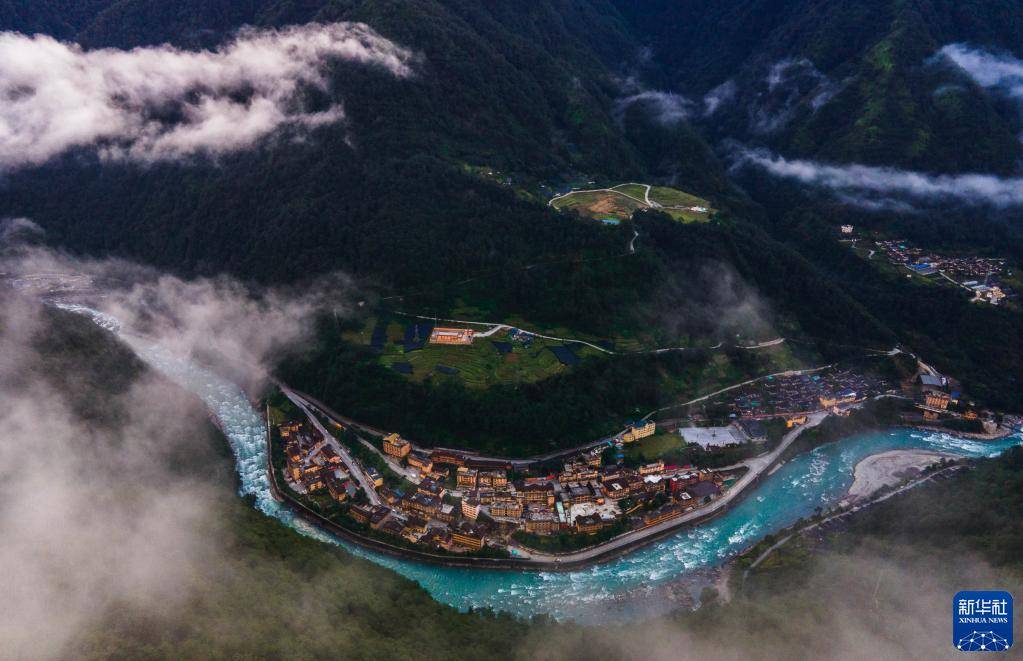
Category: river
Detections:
[{"x1": 61, "y1": 303, "x2": 1022, "y2": 624}]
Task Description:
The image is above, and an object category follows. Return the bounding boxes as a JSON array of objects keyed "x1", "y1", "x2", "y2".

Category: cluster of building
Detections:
[
  {"x1": 725, "y1": 368, "x2": 889, "y2": 419},
  {"x1": 873, "y1": 239, "x2": 1014, "y2": 305},
  {"x1": 277, "y1": 409, "x2": 736, "y2": 557},
  {"x1": 372, "y1": 428, "x2": 732, "y2": 550},
  {"x1": 279, "y1": 422, "x2": 359, "y2": 502}
]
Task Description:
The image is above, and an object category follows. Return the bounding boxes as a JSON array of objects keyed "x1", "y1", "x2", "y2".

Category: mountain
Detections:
[
  {"x1": 2, "y1": 1, "x2": 1022, "y2": 413},
  {"x1": 614, "y1": 0, "x2": 1023, "y2": 173}
]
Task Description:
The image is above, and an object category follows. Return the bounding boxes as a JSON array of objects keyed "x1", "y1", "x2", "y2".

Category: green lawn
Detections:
[
  {"x1": 648, "y1": 186, "x2": 713, "y2": 222},
  {"x1": 648, "y1": 186, "x2": 709, "y2": 208},
  {"x1": 609, "y1": 183, "x2": 649, "y2": 201},
  {"x1": 625, "y1": 432, "x2": 684, "y2": 463}
]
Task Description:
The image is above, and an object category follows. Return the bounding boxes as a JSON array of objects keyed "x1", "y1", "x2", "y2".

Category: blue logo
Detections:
[{"x1": 954, "y1": 591, "x2": 1013, "y2": 652}]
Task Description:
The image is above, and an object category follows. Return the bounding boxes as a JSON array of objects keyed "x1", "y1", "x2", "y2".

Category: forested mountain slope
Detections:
[{"x1": 615, "y1": 0, "x2": 1023, "y2": 172}]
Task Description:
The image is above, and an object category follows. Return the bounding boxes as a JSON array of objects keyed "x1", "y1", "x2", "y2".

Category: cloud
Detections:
[
  {"x1": 702, "y1": 80, "x2": 737, "y2": 116},
  {"x1": 5, "y1": 246, "x2": 351, "y2": 391},
  {"x1": 734, "y1": 147, "x2": 1023, "y2": 209},
  {"x1": 0, "y1": 246, "x2": 357, "y2": 657},
  {"x1": 938, "y1": 43, "x2": 1023, "y2": 100},
  {"x1": 614, "y1": 90, "x2": 696, "y2": 126},
  {"x1": 519, "y1": 549, "x2": 1017, "y2": 661},
  {"x1": 0, "y1": 291, "x2": 220, "y2": 658},
  {"x1": 0, "y1": 23, "x2": 415, "y2": 169},
  {"x1": 0, "y1": 216, "x2": 43, "y2": 243},
  {"x1": 750, "y1": 58, "x2": 840, "y2": 134}
]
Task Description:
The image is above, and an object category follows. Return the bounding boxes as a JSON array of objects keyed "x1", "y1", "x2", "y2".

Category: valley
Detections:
[{"x1": 5, "y1": 2, "x2": 1023, "y2": 657}]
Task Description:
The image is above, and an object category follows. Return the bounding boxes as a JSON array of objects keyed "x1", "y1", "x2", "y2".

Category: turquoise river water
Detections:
[{"x1": 64, "y1": 304, "x2": 1022, "y2": 624}]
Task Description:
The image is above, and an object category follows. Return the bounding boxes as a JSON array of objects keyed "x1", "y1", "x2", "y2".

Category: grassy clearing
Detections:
[
  {"x1": 610, "y1": 183, "x2": 648, "y2": 201},
  {"x1": 624, "y1": 432, "x2": 685, "y2": 463},
  {"x1": 552, "y1": 183, "x2": 713, "y2": 223},
  {"x1": 648, "y1": 186, "x2": 709, "y2": 208}
]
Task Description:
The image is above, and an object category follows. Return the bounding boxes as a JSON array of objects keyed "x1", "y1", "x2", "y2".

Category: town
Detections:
[
  {"x1": 841, "y1": 226, "x2": 1017, "y2": 306},
  {"x1": 711, "y1": 367, "x2": 890, "y2": 422},
  {"x1": 268, "y1": 350, "x2": 1009, "y2": 560},
  {"x1": 272, "y1": 413, "x2": 741, "y2": 558}
]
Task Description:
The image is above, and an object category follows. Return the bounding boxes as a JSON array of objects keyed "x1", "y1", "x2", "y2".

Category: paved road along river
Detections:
[{"x1": 65, "y1": 304, "x2": 1023, "y2": 624}]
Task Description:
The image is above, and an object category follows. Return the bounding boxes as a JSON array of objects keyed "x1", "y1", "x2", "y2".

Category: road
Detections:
[
  {"x1": 507, "y1": 411, "x2": 829, "y2": 563},
  {"x1": 393, "y1": 310, "x2": 786, "y2": 358},
  {"x1": 392, "y1": 311, "x2": 614, "y2": 354},
  {"x1": 279, "y1": 359, "x2": 833, "y2": 472},
  {"x1": 548, "y1": 182, "x2": 652, "y2": 209},
  {"x1": 281, "y1": 386, "x2": 382, "y2": 506}
]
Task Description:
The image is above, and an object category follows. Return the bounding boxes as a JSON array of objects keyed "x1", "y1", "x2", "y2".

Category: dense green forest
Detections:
[{"x1": 617, "y1": 0, "x2": 1023, "y2": 173}]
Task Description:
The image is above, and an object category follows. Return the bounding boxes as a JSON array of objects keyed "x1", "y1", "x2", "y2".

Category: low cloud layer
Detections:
[
  {"x1": 614, "y1": 89, "x2": 695, "y2": 125},
  {"x1": 4, "y1": 244, "x2": 350, "y2": 391},
  {"x1": 0, "y1": 22, "x2": 415, "y2": 169},
  {"x1": 750, "y1": 58, "x2": 840, "y2": 134},
  {"x1": 735, "y1": 147, "x2": 1023, "y2": 209},
  {"x1": 0, "y1": 245, "x2": 350, "y2": 657},
  {"x1": 0, "y1": 291, "x2": 220, "y2": 658},
  {"x1": 939, "y1": 43, "x2": 1023, "y2": 100}
]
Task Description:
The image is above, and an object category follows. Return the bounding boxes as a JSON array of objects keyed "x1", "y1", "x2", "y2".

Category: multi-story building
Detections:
[
  {"x1": 404, "y1": 517, "x2": 428, "y2": 535},
  {"x1": 524, "y1": 509, "x2": 558, "y2": 535},
  {"x1": 560, "y1": 465, "x2": 599, "y2": 482},
  {"x1": 603, "y1": 480, "x2": 628, "y2": 499},
  {"x1": 407, "y1": 451, "x2": 434, "y2": 474},
  {"x1": 435, "y1": 503, "x2": 456, "y2": 523},
  {"x1": 349, "y1": 503, "x2": 374, "y2": 525},
  {"x1": 404, "y1": 492, "x2": 441, "y2": 518},
  {"x1": 456, "y1": 466, "x2": 478, "y2": 489},
  {"x1": 301, "y1": 470, "x2": 325, "y2": 493},
  {"x1": 638, "y1": 460, "x2": 665, "y2": 476},
  {"x1": 641, "y1": 504, "x2": 686, "y2": 527},
  {"x1": 429, "y1": 327, "x2": 476, "y2": 345},
  {"x1": 622, "y1": 420, "x2": 656, "y2": 443},
  {"x1": 369, "y1": 506, "x2": 391, "y2": 530},
  {"x1": 418, "y1": 476, "x2": 446, "y2": 499},
  {"x1": 925, "y1": 392, "x2": 951, "y2": 410},
  {"x1": 430, "y1": 450, "x2": 466, "y2": 467},
  {"x1": 477, "y1": 470, "x2": 508, "y2": 488},
  {"x1": 491, "y1": 499, "x2": 523, "y2": 518},
  {"x1": 382, "y1": 433, "x2": 411, "y2": 459},
  {"x1": 325, "y1": 475, "x2": 348, "y2": 503},
  {"x1": 518, "y1": 482, "x2": 555, "y2": 506},
  {"x1": 450, "y1": 521, "x2": 486, "y2": 551},
  {"x1": 379, "y1": 486, "x2": 403, "y2": 506},
  {"x1": 574, "y1": 513, "x2": 606, "y2": 534},
  {"x1": 461, "y1": 496, "x2": 481, "y2": 520}
]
